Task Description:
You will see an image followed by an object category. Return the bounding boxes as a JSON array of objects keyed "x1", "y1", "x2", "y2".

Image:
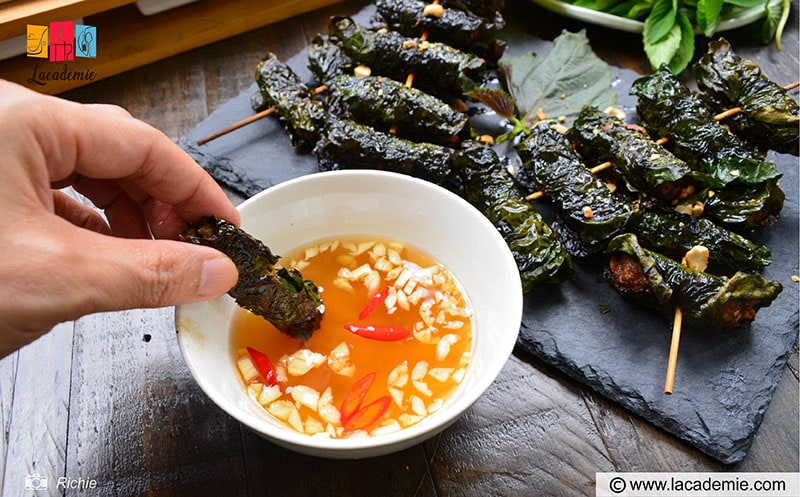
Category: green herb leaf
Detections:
[
  {"x1": 668, "y1": 13, "x2": 695, "y2": 73},
  {"x1": 696, "y1": 0, "x2": 724, "y2": 37},
  {"x1": 643, "y1": 0, "x2": 678, "y2": 44},
  {"x1": 643, "y1": 12, "x2": 694, "y2": 73},
  {"x1": 643, "y1": 15, "x2": 681, "y2": 69},
  {"x1": 499, "y1": 30, "x2": 617, "y2": 128}
]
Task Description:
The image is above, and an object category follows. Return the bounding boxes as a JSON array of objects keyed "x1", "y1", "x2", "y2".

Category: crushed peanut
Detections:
[
  {"x1": 353, "y1": 64, "x2": 371, "y2": 77},
  {"x1": 422, "y1": 3, "x2": 445, "y2": 17}
]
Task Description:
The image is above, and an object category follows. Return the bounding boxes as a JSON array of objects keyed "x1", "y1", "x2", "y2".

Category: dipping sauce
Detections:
[{"x1": 231, "y1": 236, "x2": 473, "y2": 438}]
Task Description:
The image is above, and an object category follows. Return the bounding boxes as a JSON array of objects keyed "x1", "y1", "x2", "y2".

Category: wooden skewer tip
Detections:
[{"x1": 664, "y1": 306, "x2": 683, "y2": 395}]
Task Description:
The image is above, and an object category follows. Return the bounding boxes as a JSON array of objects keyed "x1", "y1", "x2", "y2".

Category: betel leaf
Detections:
[
  {"x1": 643, "y1": 0, "x2": 677, "y2": 44},
  {"x1": 499, "y1": 30, "x2": 617, "y2": 128}
]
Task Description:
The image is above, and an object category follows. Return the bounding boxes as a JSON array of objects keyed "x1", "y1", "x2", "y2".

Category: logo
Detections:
[
  {"x1": 26, "y1": 21, "x2": 96, "y2": 61},
  {"x1": 24, "y1": 473, "x2": 48, "y2": 490}
]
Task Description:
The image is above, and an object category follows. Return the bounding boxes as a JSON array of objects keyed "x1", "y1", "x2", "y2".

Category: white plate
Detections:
[{"x1": 529, "y1": 0, "x2": 780, "y2": 34}]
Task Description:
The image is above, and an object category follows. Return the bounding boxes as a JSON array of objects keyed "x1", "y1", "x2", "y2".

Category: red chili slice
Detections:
[
  {"x1": 344, "y1": 323, "x2": 411, "y2": 341},
  {"x1": 358, "y1": 285, "x2": 390, "y2": 320},
  {"x1": 340, "y1": 372, "x2": 377, "y2": 423},
  {"x1": 246, "y1": 347, "x2": 279, "y2": 387},
  {"x1": 342, "y1": 396, "x2": 391, "y2": 432}
]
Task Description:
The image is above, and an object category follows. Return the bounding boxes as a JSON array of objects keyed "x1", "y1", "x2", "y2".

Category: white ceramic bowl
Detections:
[{"x1": 175, "y1": 170, "x2": 523, "y2": 459}]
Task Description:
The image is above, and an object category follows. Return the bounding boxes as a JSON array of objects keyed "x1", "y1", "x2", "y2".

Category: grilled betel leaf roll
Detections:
[
  {"x1": 316, "y1": 116, "x2": 456, "y2": 186},
  {"x1": 701, "y1": 179, "x2": 785, "y2": 232},
  {"x1": 605, "y1": 233, "x2": 782, "y2": 330},
  {"x1": 328, "y1": 17, "x2": 487, "y2": 96},
  {"x1": 443, "y1": 0, "x2": 505, "y2": 18},
  {"x1": 308, "y1": 34, "x2": 353, "y2": 84},
  {"x1": 571, "y1": 106, "x2": 707, "y2": 204},
  {"x1": 315, "y1": 118, "x2": 573, "y2": 288},
  {"x1": 626, "y1": 210, "x2": 772, "y2": 275},
  {"x1": 694, "y1": 38, "x2": 799, "y2": 155},
  {"x1": 630, "y1": 66, "x2": 782, "y2": 188},
  {"x1": 181, "y1": 217, "x2": 324, "y2": 340},
  {"x1": 255, "y1": 53, "x2": 326, "y2": 150},
  {"x1": 517, "y1": 123, "x2": 632, "y2": 254},
  {"x1": 375, "y1": 0, "x2": 506, "y2": 62},
  {"x1": 450, "y1": 143, "x2": 574, "y2": 288},
  {"x1": 327, "y1": 74, "x2": 469, "y2": 144}
]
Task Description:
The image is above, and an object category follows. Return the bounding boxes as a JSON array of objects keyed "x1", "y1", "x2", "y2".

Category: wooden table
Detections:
[{"x1": 1, "y1": 1, "x2": 797, "y2": 495}]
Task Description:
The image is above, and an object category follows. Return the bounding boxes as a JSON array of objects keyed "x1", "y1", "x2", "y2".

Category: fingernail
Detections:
[{"x1": 198, "y1": 257, "x2": 237, "y2": 297}]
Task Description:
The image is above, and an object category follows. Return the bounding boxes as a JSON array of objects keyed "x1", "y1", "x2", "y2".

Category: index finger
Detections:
[{"x1": 3, "y1": 81, "x2": 240, "y2": 228}]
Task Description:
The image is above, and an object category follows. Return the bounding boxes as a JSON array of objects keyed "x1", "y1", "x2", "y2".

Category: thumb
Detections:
[{"x1": 72, "y1": 233, "x2": 239, "y2": 313}]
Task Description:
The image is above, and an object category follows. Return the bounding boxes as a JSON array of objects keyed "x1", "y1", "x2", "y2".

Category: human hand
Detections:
[{"x1": 0, "y1": 80, "x2": 240, "y2": 357}]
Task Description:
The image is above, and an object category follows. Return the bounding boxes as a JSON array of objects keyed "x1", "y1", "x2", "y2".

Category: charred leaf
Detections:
[
  {"x1": 327, "y1": 74, "x2": 469, "y2": 144},
  {"x1": 181, "y1": 217, "x2": 324, "y2": 340},
  {"x1": 605, "y1": 233, "x2": 782, "y2": 331},
  {"x1": 374, "y1": 0, "x2": 506, "y2": 62},
  {"x1": 328, "y1": 17, "x2": 487, "y2": 97},
  {"x1": 255, "y1": 53, "x2": 326, "y2": 150},
  {"x1": 694, "y1": 38, "x2": 799, "y2": 156}
]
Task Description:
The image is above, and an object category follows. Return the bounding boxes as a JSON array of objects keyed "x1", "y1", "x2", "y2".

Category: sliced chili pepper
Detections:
[
  {"x1": 342, "y1": 396, "x2": 391, "y2": 432},
  {"x1": 358, "y1": 285, "x2": 390, "y2": 320},
  {"x1": 344, "y1": 323, "x2": 411, "y2": 341},
  {"x1": 340, "y1": 372, "x2": 376, "y2": 423},
  {"x1": 246, "y1": 347, "x2": 279, "y2": 387}
]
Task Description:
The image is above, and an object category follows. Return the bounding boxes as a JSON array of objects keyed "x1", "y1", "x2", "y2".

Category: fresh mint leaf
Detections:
[
  {"x1": 644, "y1": 14, "x2": 682, "y2": 68},
  {"x1": 696, "y1": 0, "x2": 724, "y2": 36},
  {"x1": 499, "y1": 30, "x2": 617, "y2": 129},
  {"x1": 643, "y1": 12, "x2": 694, "y2": 73},
  {"x1": 668, "y1": 13, "x2": 696, "y2": 73},
  {"x1": 644, "y1": 0, "x2": 678, "y2": 44}
]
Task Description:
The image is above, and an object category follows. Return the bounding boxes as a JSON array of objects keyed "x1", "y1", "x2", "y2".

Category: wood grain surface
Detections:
[{"x1": 0, "y1": 1, "x2": 797, "y2": 495}]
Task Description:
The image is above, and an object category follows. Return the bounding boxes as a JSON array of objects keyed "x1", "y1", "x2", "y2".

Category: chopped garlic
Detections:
[
  {"x1": 285, "y1": 349, "x2": 326, "y2": 376},
  {"x1": 237, "y1": 356, "x2": 259, "y2": 382},
  {"x1": 290, "y1": 385, "x2": 321, "y2": 411}
]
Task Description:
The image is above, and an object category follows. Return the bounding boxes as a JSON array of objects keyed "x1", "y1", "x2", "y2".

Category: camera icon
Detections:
[{"x1": 24, "y1": 473, "x2": 48, "y2": 490}]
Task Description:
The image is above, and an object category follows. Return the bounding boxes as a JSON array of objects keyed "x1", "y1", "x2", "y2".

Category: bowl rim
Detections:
[{"x1": 176, "y1": 169, "x2": 523, "y2": 456}]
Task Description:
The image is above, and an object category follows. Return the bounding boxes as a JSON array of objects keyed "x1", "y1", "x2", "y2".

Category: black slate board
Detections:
[{"x1": 179, "y1": 6, "x2": 799, "y2": 464}]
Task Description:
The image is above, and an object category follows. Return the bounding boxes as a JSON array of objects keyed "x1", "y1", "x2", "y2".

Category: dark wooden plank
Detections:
[
  {"x1": 425, "y1": 356, "x2": 614, "y2": 496},
  {"x1": 240, "y1": 431, "x2": 438, "y2": 497},
  {"x1": 65, "y1": 308, "x2": 249, "y2": 496},
  {"x1": 61, "y1": 51, "x2": 209, "y2": 141}
]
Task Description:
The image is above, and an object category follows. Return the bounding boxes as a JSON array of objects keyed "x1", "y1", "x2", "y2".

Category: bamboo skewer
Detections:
[
  {"x1": 197, "y1": 82, "x2": 794, "y2": 146},
  {"x1": 664, "y1": 307, "x2": 683, "y2": 394},
  {"x1": 522, "y1": 80, "x2": 796, "y2": 202},
  {"x1": 664, "y1": 245, "x2": 709, "y2": 394},
  {"x1": 195, "y1": 84, "x2": 327, "y2": 146},
  {"x1": 196, "y1": 107, "x2": 276, "y2": 146}
]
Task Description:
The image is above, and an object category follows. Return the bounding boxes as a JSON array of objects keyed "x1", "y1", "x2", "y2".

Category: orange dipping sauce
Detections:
[{"x1": 231, "y1": 236, "x2": 473, "y2": 438}]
